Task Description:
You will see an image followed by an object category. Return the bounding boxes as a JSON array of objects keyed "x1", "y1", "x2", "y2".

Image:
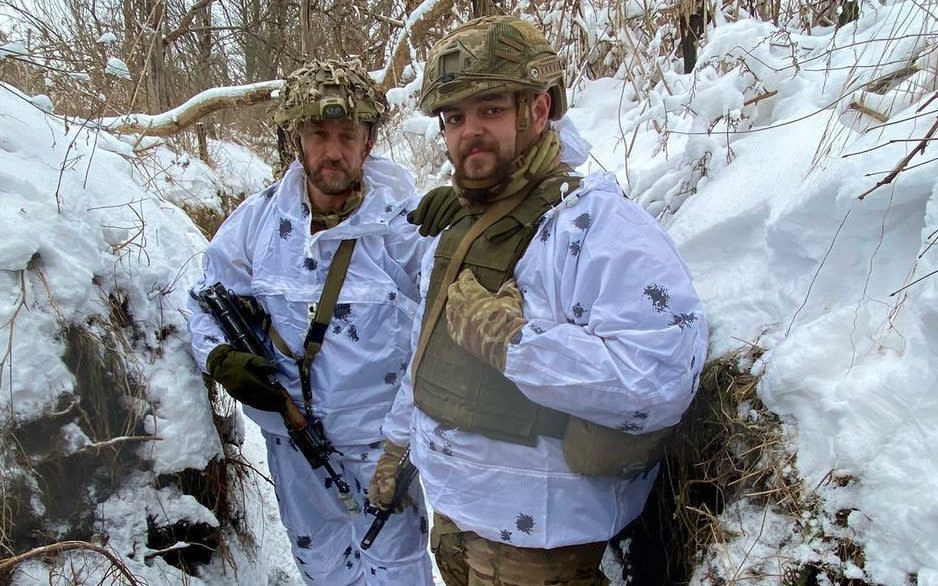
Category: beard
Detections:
[
  {"x1": 308, "y1": 163, "x2": 359, "y2": 195},
  {"x1": 452, "y1": 137, "x2": 514, "y2": 204}
]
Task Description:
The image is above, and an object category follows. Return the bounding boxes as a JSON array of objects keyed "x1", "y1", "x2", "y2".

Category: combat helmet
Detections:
[
  {"x1": 419, "y1": 16, "x2": 566, "y2": 121},
  {"x1": 274, "y1": 59, "x2": 388, "y2": 134}
]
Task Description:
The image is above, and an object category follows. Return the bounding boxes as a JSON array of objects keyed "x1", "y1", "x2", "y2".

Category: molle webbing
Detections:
[{"x1": 413, "y1": 175, "x2": 580, "y2": 446}]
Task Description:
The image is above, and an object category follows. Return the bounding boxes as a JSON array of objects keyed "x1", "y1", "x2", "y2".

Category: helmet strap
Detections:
[{"x1": 516, "y1": 92, "x2": 532, "y2": 133}]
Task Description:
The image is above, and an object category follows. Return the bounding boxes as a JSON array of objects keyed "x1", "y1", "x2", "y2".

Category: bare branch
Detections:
[
  {"x1": 163, "y1": 0, "x2": 216, "y2": 46},
  {"x1": 0, "y1": 540, "x2": 144, "y2": 585},
  {"x1": 100, "y1": 80, "x2": 282, "y2": 136},
  {"x1": 857, "y1": 116, "x2": 938, "y2": 200},
  {"x1": 379, "y1": 0, "x2": 456, "y2": 92}
]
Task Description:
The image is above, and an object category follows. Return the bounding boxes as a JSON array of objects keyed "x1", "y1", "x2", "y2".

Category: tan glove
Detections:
[
  {"x1": 368, "y1": 440, "x2": 411, "y2": 513},
  {"x1": 446, "y1": 269, "x2": 526, "y2": 372}
]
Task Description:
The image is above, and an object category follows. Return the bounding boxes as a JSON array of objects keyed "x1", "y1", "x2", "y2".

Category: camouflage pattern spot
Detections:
[
  {"x1": 334, "y1": 304, "x2": 352, "y2": 321},
  {"x1": 515, "y1": 513, "x2": 535, "y2": 534},
  {"x1": 643, "y1": 284, "x2": 670, "y2": 312},
  {"x1": 297, "y1": 535, "x2": 312, "y2": 549},
  {"x1": 347, "y1": 325, "x2": 359, "y2": 342},
  {"x1": 572, "y1": 302, "x2": 585, "y2": 319},
  {"x1": 500, "y1": 529, "x2": 512, "y2": 542},
  {"x1": 530, "y1": 324, "x2": 545, "y2": 334},
  {"x1": 572, "y1": 212, "x2": 592, "y2": 230},
  {"x1": 617, "y1": 420, "x2": 642, "y2": 432},
  {"x1": 569, "y1": 240, "x2": 581, "y2": 256},
  {"x1": 279, "y1": 217, "x2": 293, "y2": 239},
  {"x1": 384, "y1": 372, "x2": 398, "y2": 385},
  {"x1": 669, "y1": 312, "x2": 698, "y2": 330},
  {"x1": 301, "y1": 202, "x2": 310, "y2": 216},
  {"x1": 303, "y1": 257, "x2": 318, "y2": 271}
]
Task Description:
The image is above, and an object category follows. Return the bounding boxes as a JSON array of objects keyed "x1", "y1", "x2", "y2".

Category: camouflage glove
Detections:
[
  {"x1": 408, "y1": 186, "x2": 461, "y2": 237},
  {"x1": 206, "y1": 344, "x2": 287, "y2": 413},
  {"x1": 446, "y1": 269, "x2": 526, "y2": 372},
  {"x1": 368, "y1": 440, "x2": 412, "y2": 513}
]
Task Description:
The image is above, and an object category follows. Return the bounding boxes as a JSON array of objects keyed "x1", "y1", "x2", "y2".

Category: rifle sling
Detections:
[
  {"x1": 410, "y1": 193, "x2": 527, "y2": 381},
  {"x1": 256, "y1": 239, "x2": 357, "y2": 419}
]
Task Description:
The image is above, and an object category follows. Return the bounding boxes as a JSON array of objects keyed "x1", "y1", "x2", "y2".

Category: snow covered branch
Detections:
[
  {"x1": 99, "y1": 80, "x2": 282, "y2": 137},
  {"x1": 379, "y1": 0, "x2": 454, "y2": 91}
]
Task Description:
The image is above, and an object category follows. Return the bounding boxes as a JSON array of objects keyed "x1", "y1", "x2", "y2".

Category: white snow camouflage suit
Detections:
[{"x1": 187, "y1": 158, "x2": 433, "y2": 585}]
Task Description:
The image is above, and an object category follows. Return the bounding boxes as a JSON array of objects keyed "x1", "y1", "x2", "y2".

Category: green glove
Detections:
[
  {"x1": 408, "y1": 186, "x2": 462, "y2": 237},
  {"x1": 367, "y1": 440, "x2": 412, "y2": 513},
  {"x1": 206, "y1": 344, "x2": 287, "y2": 413}
]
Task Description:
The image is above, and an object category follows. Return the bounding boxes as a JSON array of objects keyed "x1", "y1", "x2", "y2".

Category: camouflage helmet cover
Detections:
[
  {"x1": 419, "y1": 16, "x2": 567, "y2": 120},
  {"x1": 274, "y1": 59, "x2": 388, "y2": 132}
]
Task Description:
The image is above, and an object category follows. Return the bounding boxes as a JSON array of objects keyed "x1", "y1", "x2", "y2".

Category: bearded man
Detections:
[
  {"x1": 369, "y1": 16, "x2": 709, "y2": 585},
  {"x1": 187, "y1": 60, "x2": 433, "y2": 585}
]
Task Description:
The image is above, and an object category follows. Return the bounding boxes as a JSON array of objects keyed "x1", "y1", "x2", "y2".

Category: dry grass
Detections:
[{"x1": 617, "y1": 348, "x2": 804, "y2": 584}]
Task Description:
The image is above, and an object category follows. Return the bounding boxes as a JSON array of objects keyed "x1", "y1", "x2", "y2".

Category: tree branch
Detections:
[
  {"x1": 163, "y1": 0, "x2": 216, "y2": 46},
  {"x1": 0, "y1": 541, "x2": 143, "y2": 585},
  {"x1": 379, "y1": 0, "x2": 455, "y2": 92},
  {"x1": 857, "y1": 116, "x2": 938, "y2": 200},
  {"x1": 100, "y1": 80, "x2": 282, "y2": 136}
]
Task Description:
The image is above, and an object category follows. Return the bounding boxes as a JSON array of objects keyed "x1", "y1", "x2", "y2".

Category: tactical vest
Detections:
[{"x1": 413, "y1": 175, "x2": 579, "y2": 446}]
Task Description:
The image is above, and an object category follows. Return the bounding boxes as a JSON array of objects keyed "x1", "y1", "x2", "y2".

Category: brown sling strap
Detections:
[
  {"x1": 410, "y1": 194, "x2": 527, "y2": 382},
  {"x1": 296, "y1": 238, "x2": 356, "y2": 415}
]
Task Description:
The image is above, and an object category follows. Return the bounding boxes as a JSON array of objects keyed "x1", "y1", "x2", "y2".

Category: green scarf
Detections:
[{"x1": 309, "y1": 189, "x2": 364, "y2": 230}]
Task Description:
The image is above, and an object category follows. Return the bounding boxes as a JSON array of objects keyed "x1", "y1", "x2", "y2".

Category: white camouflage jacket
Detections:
[
  {"x1": 187, "y1": 158, "x2": 427, "y2": 447},
  {"x1": 384, "y1": 122, "x2": 709, "y2": 549}
]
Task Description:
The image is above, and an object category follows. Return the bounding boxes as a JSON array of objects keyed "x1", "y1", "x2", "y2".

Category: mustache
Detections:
[{"x1": 458, "y1": 137, "x2": 498, "y2": 159}]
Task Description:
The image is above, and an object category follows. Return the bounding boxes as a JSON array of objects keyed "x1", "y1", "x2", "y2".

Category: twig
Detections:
[
  {"x1": 0, "y1": 540, "x2": 144, "y2": 585},
  {"x1": 857, "y1": 116, "x2": 938, "y2": 200},
  {"x1": 889, "y1": 267, "x2": 938, "y2": 297},
  {"x1": 786, "y1": 209, "x2": 852, "y2": 336}
]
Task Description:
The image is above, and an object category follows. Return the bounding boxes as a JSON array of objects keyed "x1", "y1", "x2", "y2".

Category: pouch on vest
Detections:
[{"x1": 562, "y1": 416, "x2": 674, "y2": 478}]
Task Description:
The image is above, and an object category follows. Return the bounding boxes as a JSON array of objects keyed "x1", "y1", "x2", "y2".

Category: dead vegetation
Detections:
[{"x1": 613, "y1": 349, "x2": 803, "y2": 585}]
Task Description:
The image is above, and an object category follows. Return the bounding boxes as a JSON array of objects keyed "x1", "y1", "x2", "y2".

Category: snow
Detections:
[
  {"x1": 105, "y1": 56, "x2": 131, "y2": 80},
  {"x1": 96, "y1": 32, "x2": 118, "y2": 44},
  {"x1": 2, "y1": 0, "x2": 937, "y2": 584}
]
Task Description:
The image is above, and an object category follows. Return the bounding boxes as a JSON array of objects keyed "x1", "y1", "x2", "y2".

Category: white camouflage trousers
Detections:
[{"x1": 263, "y1": 430, "x2": 433, "y2": 585}]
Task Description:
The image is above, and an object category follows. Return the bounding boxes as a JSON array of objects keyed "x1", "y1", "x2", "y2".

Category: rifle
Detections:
[
  {"x1": 360, "y1": 446, "x2": 418, "y2": 550},
  {"x1": 196, "y1": 282, "x2": 359, "y2": 513}
]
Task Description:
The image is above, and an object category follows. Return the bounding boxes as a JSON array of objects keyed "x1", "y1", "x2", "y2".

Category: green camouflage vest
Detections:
[{"x1": 413, "y1": 175, "x2": 579, "y2": 446}]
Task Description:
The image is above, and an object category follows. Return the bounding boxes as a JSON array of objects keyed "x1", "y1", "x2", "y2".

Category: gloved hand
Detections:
[
  {"x1": 407, "y1": 186, "x2": 461, "y2": 237},
  {"x1": 368, "y1": 440, "x2": 412, "y2": 512},
  {"x1": 206, "y1": 344, "x2": 287, "y2": 413},
  {"x1": 446, "y1": 269, "x2": 526, "y2": 372}
]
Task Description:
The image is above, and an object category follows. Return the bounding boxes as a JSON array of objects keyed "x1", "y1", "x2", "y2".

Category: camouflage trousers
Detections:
[{"x1": 430, "y1": 514, "x2": 609, "y2": 586}]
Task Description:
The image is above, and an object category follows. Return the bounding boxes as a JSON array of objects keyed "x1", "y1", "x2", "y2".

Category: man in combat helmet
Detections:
[
  {"x1": 368, "y1": 16, "x2": 709, "y2": 584},
  {"x1": 186, "y1": 59, "x2": 434, "y2": 585}
]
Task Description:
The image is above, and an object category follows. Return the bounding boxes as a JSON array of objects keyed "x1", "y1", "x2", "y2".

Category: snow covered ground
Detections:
[{"x1": 2, "y1": 0, "x2": 937, "y2": 584}]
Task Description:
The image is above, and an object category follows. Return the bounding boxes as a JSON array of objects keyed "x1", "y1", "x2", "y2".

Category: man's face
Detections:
[
  {"x1": 296, "y1": 118, "x2": 371, "y2": 195},
  {"x1": 440, "y1": 93, "x2": 518, "y2": 183}
]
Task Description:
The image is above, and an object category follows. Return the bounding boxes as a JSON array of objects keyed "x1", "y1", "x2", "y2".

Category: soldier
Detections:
[
  {"x1": 370, "y1": 16, "x2": 709, "y2": 585},
  {"x1": 187, "y1": 60, "x2": 433, "y2": 585}
]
